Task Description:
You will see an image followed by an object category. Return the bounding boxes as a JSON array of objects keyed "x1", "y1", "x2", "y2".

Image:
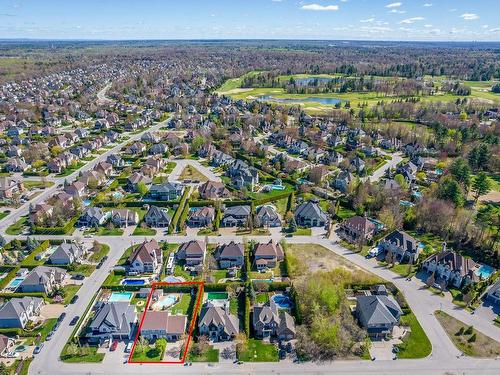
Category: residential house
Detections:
[
  {"x1": 228, "y1": 160, "x2": 259, "y2": 190},
  {"x1": 148, "y1": 182, "x2": 184, "y2": 201},
  {"x1": 339, "y1": 216, "x2": 376, "y2": 243},
  {"x1": 255, "y1": 205, "x2": 281, "y2": 227},
  {"x1": 140, "y1": 311, "x2": 187, "y2": 341},
  {"x1": 144, "y1": 205, "x2": 171, "y2": 228},
  {"x1": 0, "y1": 334, "x2": 14, "y2": 357},
  {"x1": 0, "y1": 297, "x2": 44, "y2": 329},
  {"x1": 486, "y1": 280, "x2": 500, "y2": 305},
  {"x1": 253, "y1": 240, "x2": 284, "y2": 270},
  {"x1": 48, "y1": 243, "x2": 86, "y2": 265},
  {"x1": 351, "y1": 156, "x2": 366, "y2": 174},
  {"x1": 65, "y1": 181, "x2": 87, "y2": 199},
  {"x1": 211, "y1": 151, "x2": 235, "y2": 167},
  {"x1": 16, "y1": 266, "x2": 67, "y2": 294},
  {"x1": 252, "y1": 299, "x2": 296, "y2": 340},
  {"x1": 294, "y1": 200, "x2": 329, "y2": 228},
  {"x1": 77, "y1": 207, "x2": 110, "y2": 227},
  {"x1": 106, "y1": 154, "x2": 125, "y2": 168},
  {"x1": 355, "y1": 294, "x2": 402, "y2": 337},
  {"x1": 126, "y1": 172, "x2": 152, "y2": 192},
  {"x1": 0, "y1": 177, "x2": 25, "y2": 199},
  {"x1": 198, "y1": 181, "x2": 230, "y2": 200},
  {"x1": 127, "y1": 240, "x2": 163, "y2": 274},
  {"x1": 4, "y1": 157, "x2": 28, "y2": 172},
  {"x1": 87, "y1": 302, "x2": 137, "y2": 342},
  {"x1": 221, "y1": 205, "x2": 251, "y2": 227},
  {"x1": 176, "y1": 240, "x2": 206, "y2": 266},
  {"x1": 198, "y1": 302, "x2": 239, "y2": 342},
  {"x1": 94, "y1": 161, "x2": 113, "y2": 177},
  {"x1": 379, "y1": 230, "x2": 421, "y2": 264},
  {"x1": 110, "y1": 209, "x2": 139, "y2": 227},
  {"x1": 422, "y1": 246, "x2": 480, "y2": 289},
  {"x1": 186, "y1": 206, "x2": 214, "y2": 227},
  {"x1": 214, "y1": 241, "x2": 244, "y2": 269},
  {"x1": 332, "y1": 170, "x2": 354, "y2": 193}
]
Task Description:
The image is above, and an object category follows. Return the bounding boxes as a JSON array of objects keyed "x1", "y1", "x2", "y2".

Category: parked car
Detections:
[
  {"x1": 34, "y1": 343, "x2": 44, "y2": 354},
  {"x1": 70, "y1": 295, "x2": 79, "y2": 304},
  {"x1": 73, "y1": 274, "x2": 85, "y2": 280},
  {"x1": 279, "y1": 349, "x2": 286, "y2": 360},
  {"x1": 286, "y1": 342, "x2": 293, "y2": 353},
  {"x1": 6, "y1": 352, "x2": 19, "y2": 358},
  {"x1": 46, "y1": 332, "x2": 53, "y2": 341},
  {"x1": 110, "y1": 341, "x2": 118, "y2": 351},
  {"x1": 69, "y1": 316, "x2": 79, "y2": 326},
  {"x1": 58, "y1": 312, "x2": 66, "y2": 322}
]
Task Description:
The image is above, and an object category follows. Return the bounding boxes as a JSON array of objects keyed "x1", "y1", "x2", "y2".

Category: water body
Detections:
[
  {"x1": 258, "y1": 95, "x2": 341, "y2": 105},
  {"x1": 293, "y1": 77, "x2": 334, "y2": 85}
]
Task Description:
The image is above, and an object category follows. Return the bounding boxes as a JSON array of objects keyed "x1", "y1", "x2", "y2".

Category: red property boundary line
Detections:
[{"x1": 127, "y1": 281, "x2": 204, "y2": 364}]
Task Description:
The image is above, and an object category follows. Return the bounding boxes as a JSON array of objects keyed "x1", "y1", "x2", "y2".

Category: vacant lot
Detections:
[
  {"x1": 435, "y1": 310, "x2": 500, "y2": 357},
  {"x1": 286, "y1": 243, "x2": 382, "y2": 283},
  {"x1": 179, "y1": 165, "x2": 208, "y2": 182}
]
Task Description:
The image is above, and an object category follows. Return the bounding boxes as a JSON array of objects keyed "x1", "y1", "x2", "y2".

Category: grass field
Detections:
[
  {"x1": 5, "y1": 216, "x2": 28, "y2": 235},
  {"x1": 216, "y1": 72, "x2": 500, "y2": 114},
  {"x1": 435, "y1": 310, "x2": 500, "y2": 357},
  {"x1": 396, "y1": 312, "x2": 432, "y2": 359},
  {"x1": 188, "y1": 346, "x2": 219, "y2": 362},
  {"x1": 237, "y1": 339, "x2": 278, "y2": 362},
  {"x1": 179, "y1": 165, "x2": 208, "y2": 182}
]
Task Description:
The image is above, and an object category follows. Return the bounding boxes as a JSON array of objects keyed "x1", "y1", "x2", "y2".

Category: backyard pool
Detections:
[
  {"x1": 163, "y1": 276, "x2": 183, "y2": 283},
  {"x1": 108, "y1": 292, "x2": 133, "y2": 302},
  {"x1": 271, "y1": 294, "x2": 293, "y2": 309},
  {"x1": 112, "y1": 191, "x2": 124, "y2": 200},
  {"x1": 8, "y1": 277, "x2": 24, "y2": 289},
  {"x1": 475, "y1": 265, "x2": 495, "y2": 279},
  {"x1": 156, "y1": 294, "x2": 178, "y2": 309},
  {"x1": 83, "y1": 199, "x2": 92, "y2": 207},
  {"x1": 207, "y1": 292, "x2": 229, "y2": 301},
  {"x1": 121, "y1": 279, "x2": 146, "y2": 286}
]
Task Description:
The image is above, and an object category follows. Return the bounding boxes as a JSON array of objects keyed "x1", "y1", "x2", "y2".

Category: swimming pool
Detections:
[
  {"x1": 475, "y1": 265, "x2": 495, "y2": 279},
  {"x1": 8, "y1": 277, "x2": 24, "y2": 288},
  {"x1": 163, "y1": 276, "x2": 182, "y2": 283},
  {"x1": 156, "y1": 294, "x2": 178, "y2": 309},
  {"x1": 121, "y1": 279, "x2": 146, "y2": 286},
  {"x1": 83, "y1": 199, "x2": 92, "y2": 207},
  {"x1": 108, "y1": 292, "x2": 133, "y2": 302},
  {"x1": 112, "y1": 191, "x2": 124, "y2": 200},
  {"x1": 271, "y1": 294, "x2": 294, "y2": 309},
  {"x1": 207, "y1": 292, "x2": 229, "y2": 301}
]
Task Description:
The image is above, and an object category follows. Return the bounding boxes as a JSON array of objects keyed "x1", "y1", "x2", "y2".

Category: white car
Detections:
[
  {"x1": 6, "y1": 352, "x2": 19, "y2": 358},
  {"x1": 125, "y1": 342, "x2": 133, "y2": 353}
]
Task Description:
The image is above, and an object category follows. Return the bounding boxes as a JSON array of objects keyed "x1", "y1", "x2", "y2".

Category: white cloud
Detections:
[
  {"x1": 423, "y1": 3, "x2": 432, "y2": 7},
  {"x1": 389, "y1": 9, "x2": 406, "y2": 14},
  {"x1": 490, "y1": 28, "x2": 500, "y2": 32},
  {"x1": 400, "y1": 17, "x2": 424, "y2": 24},
  {"x1": 386, "y1": 2, "x2": 402, "y2": 8},
  {"x1": 424, "y1": 24, "x2": 432, "y2": 28},
  {"x1": 360, "y1": 18, "x2": 375, "y2": 23},
  {"x1": 301, "y1": 4, "x2": 339, "y2": 11},
  {"x1": 460, "y1": 13, "x2": 479, "y2": 21}
]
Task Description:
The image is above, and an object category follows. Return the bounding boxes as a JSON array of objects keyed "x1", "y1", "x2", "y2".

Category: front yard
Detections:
[
  {"x1": 237, "y1": 339, "x2": 278, "y2": 362},
  {"x1": 396, "y1": 312, "x2": 432, "y2": 359}
]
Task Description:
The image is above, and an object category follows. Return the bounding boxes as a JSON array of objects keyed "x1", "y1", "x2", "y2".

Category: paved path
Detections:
[
  {"x1": 96, "y1": 83, "x2": 114, "y2": 106},
  {"x1": 364, "y1": 150, "x2": 403, "y2": 183},
  {"x1": 20, "y1": 233, "x2": 500, "y2": 375}
]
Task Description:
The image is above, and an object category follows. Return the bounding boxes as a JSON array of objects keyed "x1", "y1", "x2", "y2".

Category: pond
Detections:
[
  {"x1": 257, "y1": 95, "x2": 342, "y2": 106},
  {"x1": 293, "y1": 77, "x2": 334, "y2": 85}
]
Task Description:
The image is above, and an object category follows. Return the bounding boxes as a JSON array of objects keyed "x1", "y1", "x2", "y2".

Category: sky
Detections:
[{"x1": 0, "y1": 0, "x2": 499, "y2": 41}]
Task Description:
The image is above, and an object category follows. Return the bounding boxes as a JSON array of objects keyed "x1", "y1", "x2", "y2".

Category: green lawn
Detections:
[
  {"x1": 290, "y1": 227, "x2": 312, "y2": 236},
  {"x1": 60, "y1": 344, "x2": 105, "y2": 363},
  {"x1": 86, "y1": 227, "x2": 124, "y2": 236},
  {"x1": 23, "y1": 180, "x2": 54, "y2": 189},
  {"x1": 238, "y1": 339, "x2": 278, "y2": 362},
  {"x1": 24, "y1": 318, "x2": 58, "y2": 345},
  {"x1": 69, "y1": 264, "x2": 96, "y2": 277},
  {"x1": 88, "y1": 244, "x2": 110, "y2": 263},
  {"x1": 60, "y1": 284, "x2": 81, "y2": 305},
  {"x1": 396, "y1": 312, "x2": 432, "y2": 359},
  {"x1": 171, "y1": 293, "x2": 191, "y2": 315},
  {"x1": 0, "y1": 210, "x2": 10, "y2": 220},
  {"x1": 6, "y1": 216, "x2": 28, "y2": 235},
  {"x1": 435, "y1": 310, "x2": 500, "y2": 357},
  {"x1": 132, "y1": 226, "x2": 157, "y2": 236},
  {"x1": 255, "y1": 293, "x2": 270, "y2": 304},
  {"x1": 188, "y1": 346, "x2": 219, "y2": 362},
  {"x1": 131, "y1": 346, "x2": 163, "y2": 362}
]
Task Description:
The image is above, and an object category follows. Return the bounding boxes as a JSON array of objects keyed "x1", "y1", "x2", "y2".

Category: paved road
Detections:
[
  {"x1": 21, "y1": 233, "x2": 500, "y2": 375},
  {"x1": 0, "y1": 118, "x2": 170, "y2": 235},
  {"x1": 96, "y1": 83, "x2": 113, "y2": 106},
  {"x1": 364, "y1": 151, "x2": 403, "y2": 183}
]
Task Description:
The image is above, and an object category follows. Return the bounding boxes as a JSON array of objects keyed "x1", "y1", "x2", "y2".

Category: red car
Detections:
[{"x1": 110, "y1": 341, "x2": 118, "y2": 351}]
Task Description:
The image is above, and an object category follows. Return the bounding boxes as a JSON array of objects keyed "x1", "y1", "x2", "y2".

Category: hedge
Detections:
[
  {"x1": 177, "y1": 201, "x2": 190, "y2": 232},
  {"x1": 168, "y1": 187, "x2": 190, "y2": 234},
  {"x1": 21, "y1": 240, "x2": 50, "y2": 267},
  {"x1": 97, "y1": 200, "x2": 178, "y2": 208},
  {"x1": 0, "y1": 267, "x2": 19, "y2": 290},
  {"x1": 244, "y1": 295, "x2": 251, "y2": 336},
  {"x1": 32, "y1": 217, "x2": 78, "y2": 235},
  {"x1": 253, "y1": 191, "x2": 292, "y2": 207}
]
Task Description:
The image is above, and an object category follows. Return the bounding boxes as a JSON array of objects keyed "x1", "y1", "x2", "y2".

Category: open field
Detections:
[
  {"x1": 216, "y1": 72, "x2": 500, "y2": 113},
  {"x1": 435, "y1": 310, "x2": 500, "y2": 358}
]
